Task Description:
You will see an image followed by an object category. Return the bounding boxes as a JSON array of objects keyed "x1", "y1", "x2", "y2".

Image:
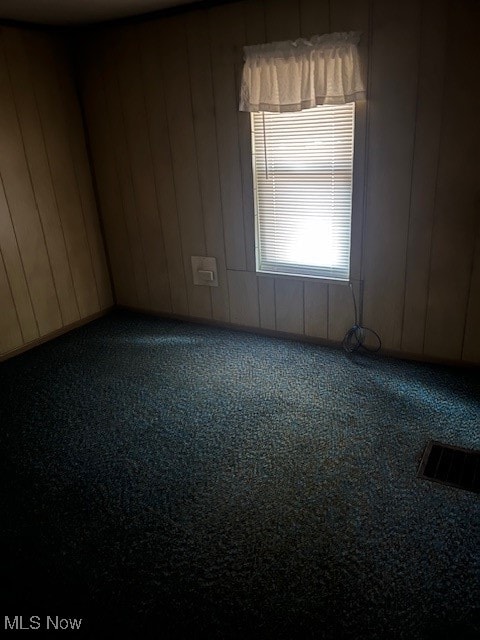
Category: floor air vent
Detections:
[{"x1": 418, "y1": 441, "x2": 480, "y2": 493}]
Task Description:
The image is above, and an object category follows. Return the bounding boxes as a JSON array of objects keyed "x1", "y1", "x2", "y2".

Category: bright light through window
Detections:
[
  {"x1": 251, "y1": 104, "x2": 355, "y2": 281},
  {"x1": 290, "y1": 217, "x2": 336, "y2": 266}
]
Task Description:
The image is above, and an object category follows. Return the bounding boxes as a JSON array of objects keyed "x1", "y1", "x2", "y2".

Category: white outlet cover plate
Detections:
[{"x1": 191, "y1": 256, "x2": 218, "y2": 287}]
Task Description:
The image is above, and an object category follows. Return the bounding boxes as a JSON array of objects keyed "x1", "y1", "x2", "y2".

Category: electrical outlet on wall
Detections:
[{"x1": 191, "y1": 256, "x2": 218, "y2": 287}]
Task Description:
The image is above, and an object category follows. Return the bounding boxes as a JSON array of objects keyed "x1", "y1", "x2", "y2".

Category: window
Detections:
[{"x1": 251, "y1": 103, "x2": 355, "y2": 281}]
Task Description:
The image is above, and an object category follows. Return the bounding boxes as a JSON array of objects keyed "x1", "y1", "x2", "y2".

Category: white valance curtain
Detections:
[{"x1": 239, "y1": 32, "x2": 365, "y2": 113}]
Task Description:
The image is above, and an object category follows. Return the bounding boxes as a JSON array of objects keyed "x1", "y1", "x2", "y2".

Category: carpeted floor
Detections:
[{"x1": 1, "y1": 310, "x2": 479, "y2": 638}]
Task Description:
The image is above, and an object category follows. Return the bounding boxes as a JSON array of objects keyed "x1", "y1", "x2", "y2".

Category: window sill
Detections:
[{"x1": 255, "y1": 269, "x2": 351, "y2": 286}]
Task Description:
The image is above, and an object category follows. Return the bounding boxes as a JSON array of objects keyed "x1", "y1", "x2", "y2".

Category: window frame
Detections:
[{"x1": 250, "y1": 103, "x2": 357, "y2": 284}]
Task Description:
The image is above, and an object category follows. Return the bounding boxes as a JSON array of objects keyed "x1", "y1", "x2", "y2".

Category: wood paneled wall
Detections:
[
  {"x1": 77, "y1": 0, "x2": 480, "y2": 364},
  {"x1": 0, "y1": 27, "x2": 112, "y2": 358}
]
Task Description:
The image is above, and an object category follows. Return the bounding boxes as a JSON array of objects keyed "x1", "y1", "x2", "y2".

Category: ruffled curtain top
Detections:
[{"x1": 239, "y1": 32, "x2": 365, "y2": 113}]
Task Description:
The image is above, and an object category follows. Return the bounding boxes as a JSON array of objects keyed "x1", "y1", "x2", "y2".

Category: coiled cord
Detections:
[{"x1": 342, "y1": 282, "x2": 381, "y2": 354}]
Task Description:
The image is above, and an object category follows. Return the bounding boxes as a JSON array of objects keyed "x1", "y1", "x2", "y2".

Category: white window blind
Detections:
[{"x1": 252, "y1": 103, "x2": 355, "y2": 281}]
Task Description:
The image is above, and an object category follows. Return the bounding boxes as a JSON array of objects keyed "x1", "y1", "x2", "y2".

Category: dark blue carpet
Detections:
[{"x1": 1, "y1": 310, "x2": 479, "y2": 638}]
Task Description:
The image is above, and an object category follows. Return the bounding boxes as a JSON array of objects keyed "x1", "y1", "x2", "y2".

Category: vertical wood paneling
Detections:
[
  {"x1": 0, "y1": 250, "x2": 23, "y2": 352},
  {"x1": 328, "y1": 281, "x2": 360, "y2": 342},
  {"x1": 78, "y1": 37, "x2": 137, "y2": 307},
  {"x1": 362, "y1": 0, "x2": 421, "y2": 350},
  {"x1": 185, "y1": 11, "x2": 230, "y2": 322},
  {"x1": 3, "y1": 30, "x2": 80, "y2": 327},
  {"x1": 0, "y1": 27, "x2": 111, "y2": 358},
  {"x1": 138, "y1": 22, "x2": 188, "y2": 316},
  {"x1": 275, "y1": 279, "x2": 304, "y2": 334},
  {"x1": 101, "y1": 32, "x2": 151, "y2": 309},
  {"x1": 304, "y1": 281, "x2": 328, "y2": 339},
  {"x1": 423, "y1": 0, "x2": 480, "y2": 360},
  {"x1": 54, "y1": 39, "x2": 113, "y2": 311},
  {"x1": 258, "y1": 276, "x2": 276, "y2": 330},
  {"x1": 208, "y1": 3, "x2": 247, "y2": 271},
  {"x1": 299, "y1": 0, "x2": 329, "y2": 37},
  {"x1": 265, "y1": 0, "x2": 300, "y2": 41},
  {"x1": 227, "y1": 270, "x2": 259, "y2": 327},
  {"x1": 401, "y1": 0, "x2": 448, "y2": 354},
  {"x1": 157, "y1": 16, "x2": 212, "y2": 319},
  {"x1": 0, "y1": 175, "x2": 38, "y2": 342},
  {"x1": 27, "y1": 31, "x2": 99, "y2": 319},
  {"x1": 244, "y1": 0, "x2": 266, "y2": 46},
  {"x1": 114, "y1": 28, "x2": 172, "y2": 314},
  {"x1": 0, "y1": 33, "x2": 61, "y2": 335}
]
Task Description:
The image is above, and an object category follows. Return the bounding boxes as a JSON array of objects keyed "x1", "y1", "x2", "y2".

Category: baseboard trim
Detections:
[
  {"x1": 116, "y1": 305, "x2": 479, "y2": 369},
  {"x1": 117, "y1": 305, "x2": 345, "y2": 351},
  {"x1": 0, "y1": 307, "x2": 114, "y2": 362},
  {"x1": 378, "y1": 346, "x2": 478, "y2": 370},
  {"x1": 3, "y1": 304, "x2": 476, "y2": 368}
]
